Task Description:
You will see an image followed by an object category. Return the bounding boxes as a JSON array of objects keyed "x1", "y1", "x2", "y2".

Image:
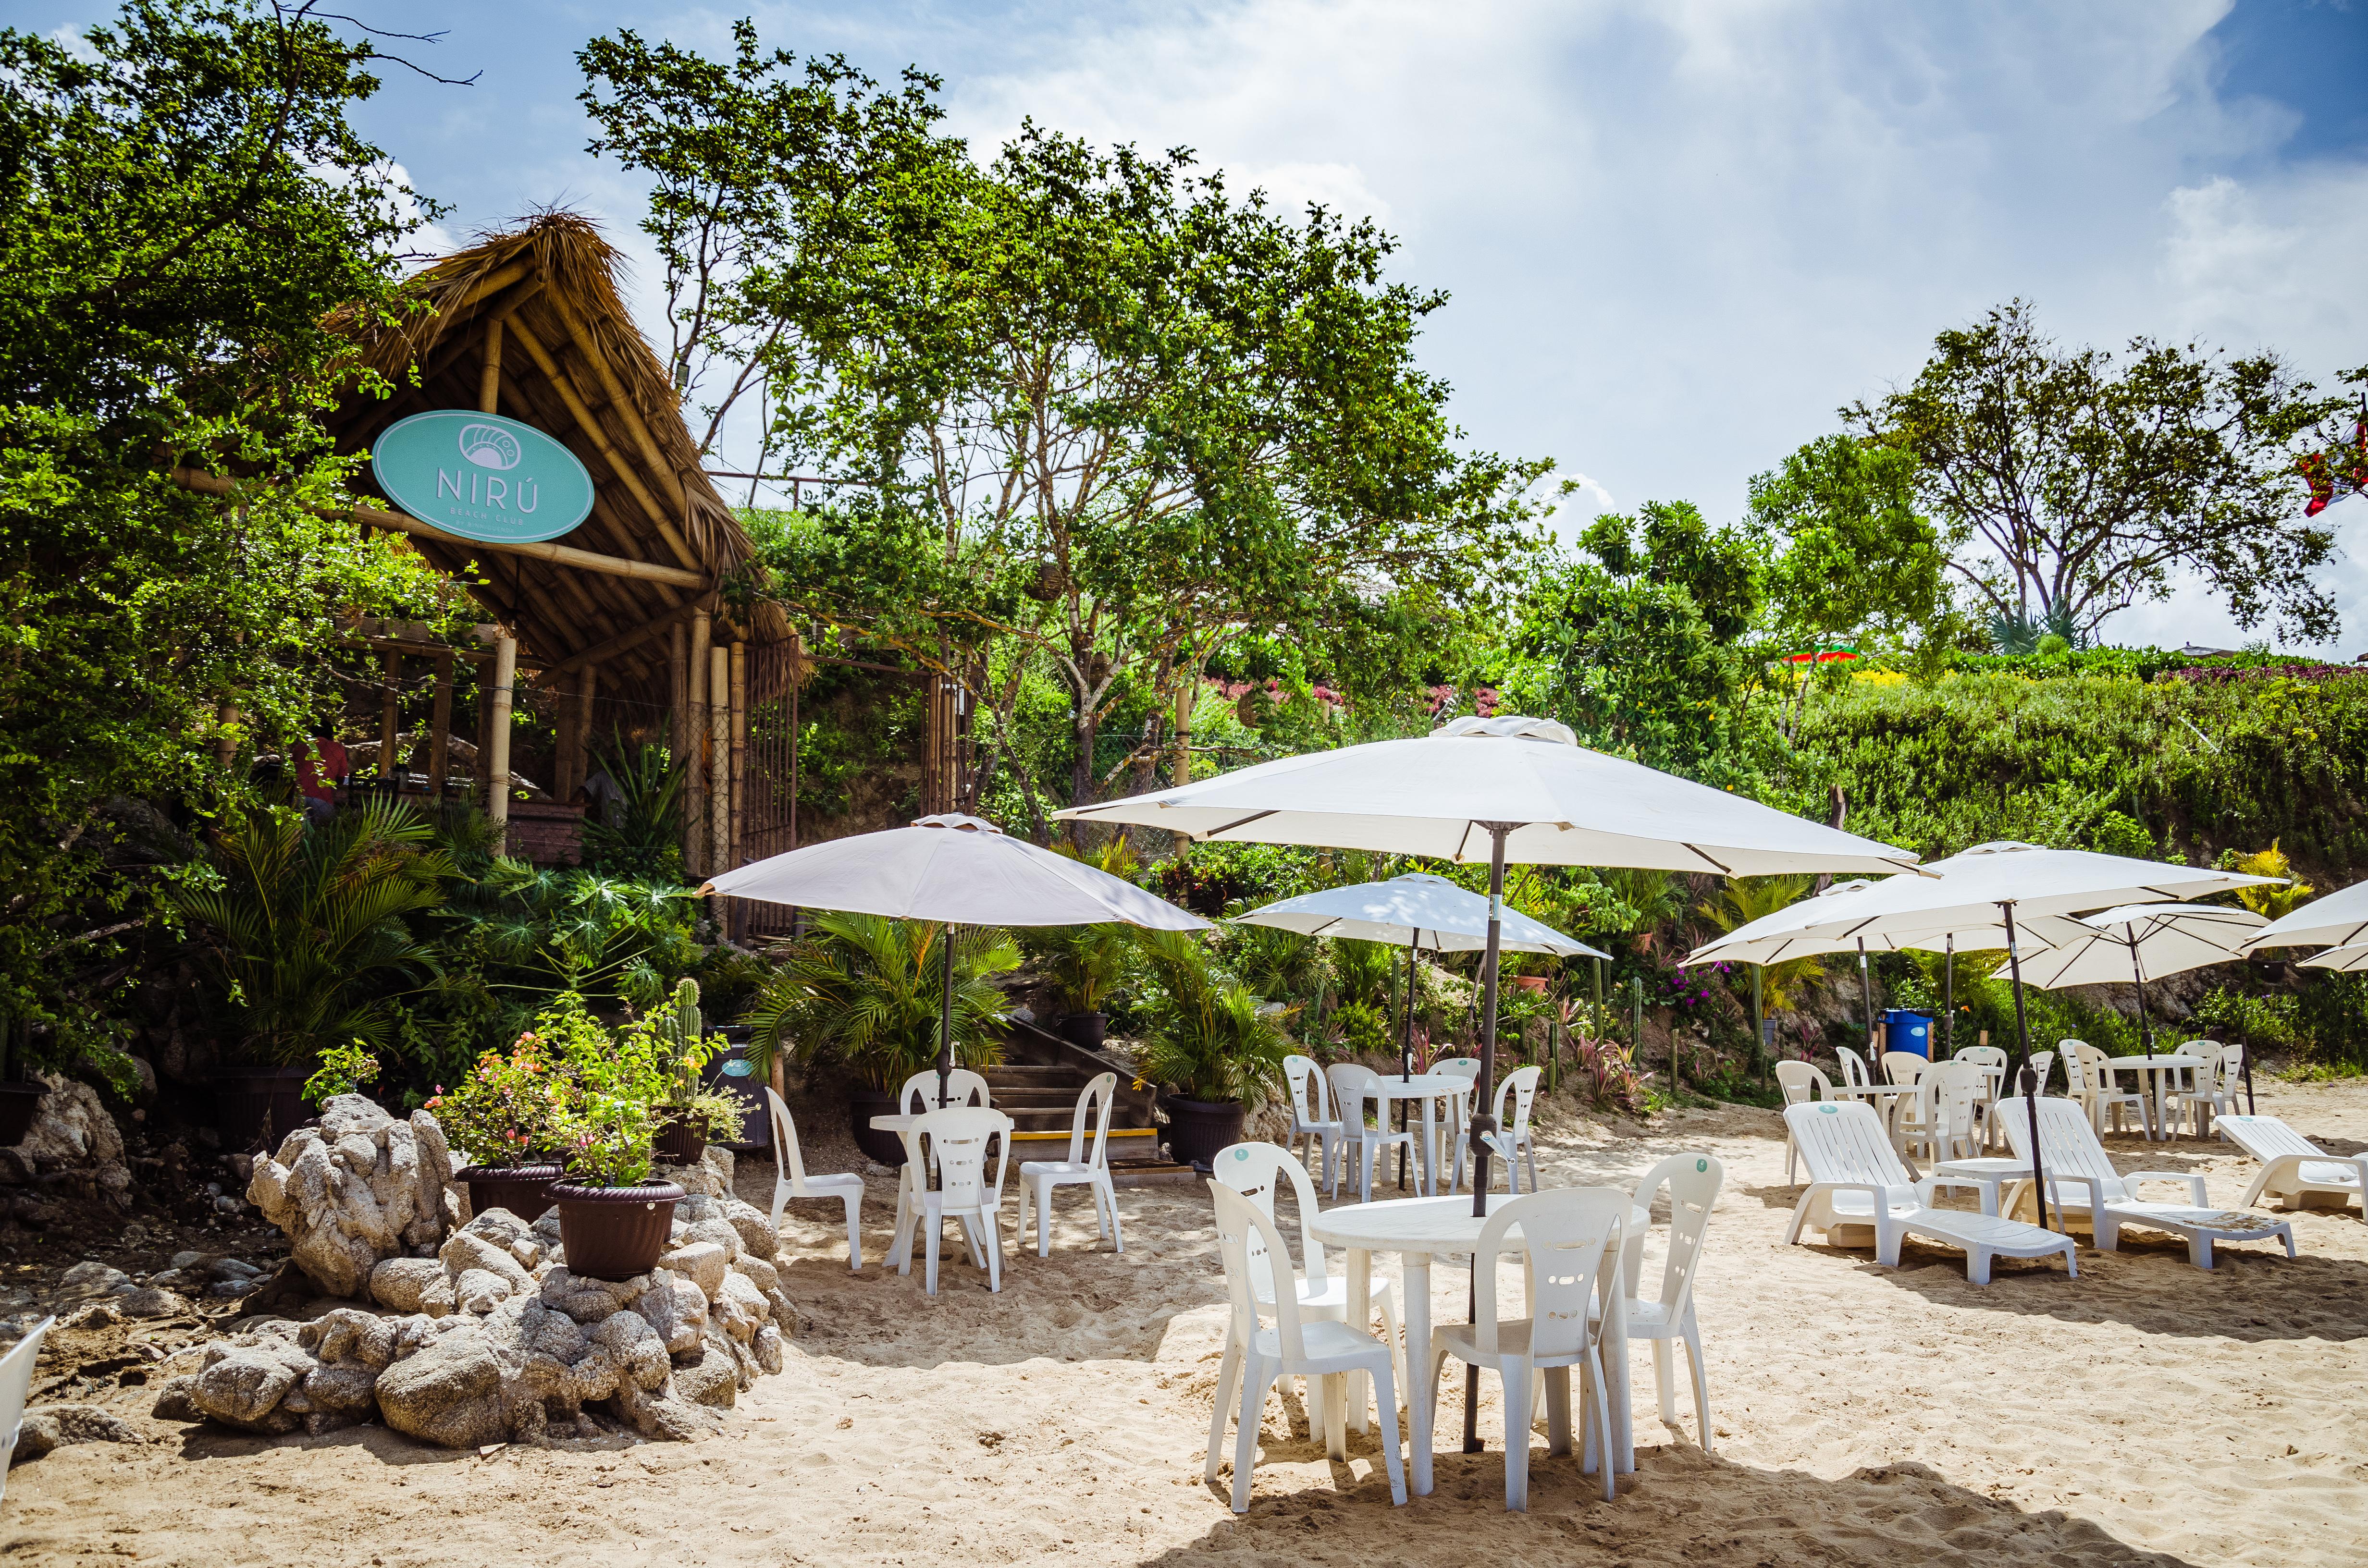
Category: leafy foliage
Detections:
[
  {"x1": 1130, "y1": 929, "x2": 1291, "y2": 1106},
  {"x1": 744, "y1": 912, "x2": 1017, "y2": 1090}
]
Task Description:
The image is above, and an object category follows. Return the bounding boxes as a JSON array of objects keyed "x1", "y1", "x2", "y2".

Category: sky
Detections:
[{"x1": 38, "y1": 0, "x2": 2368, "y2": 651}]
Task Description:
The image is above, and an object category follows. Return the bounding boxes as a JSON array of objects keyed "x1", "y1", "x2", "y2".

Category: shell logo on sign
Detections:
[{"x1": 370, "y1": 410, "x2": 595, "y2": 545}]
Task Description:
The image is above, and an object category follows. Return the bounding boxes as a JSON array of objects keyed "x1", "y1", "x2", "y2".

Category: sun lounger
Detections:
[
  {"x1": 1996, "y1": 1097, "x2": 2296, "y2": 1269},
  {"x1": 1782, "y1": 1101, "x2": 2077, "y2": 1285},
  {"x1": 2213, "y1": 1115, "x2": 2368, "y2": 1214}
]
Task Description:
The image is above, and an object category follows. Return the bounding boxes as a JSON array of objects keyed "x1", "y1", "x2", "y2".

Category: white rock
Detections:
[{"x1": 654, "y1": 1241, "x2": 728, "y2": 1301}]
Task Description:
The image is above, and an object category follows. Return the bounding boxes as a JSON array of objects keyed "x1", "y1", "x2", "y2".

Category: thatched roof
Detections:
[{"x1": 324, "y1": 213, "x2": 784, "y2": 706}]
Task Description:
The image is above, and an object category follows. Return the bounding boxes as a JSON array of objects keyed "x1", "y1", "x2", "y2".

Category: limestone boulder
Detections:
[
  {"x1": 11, "y1": 1404, "x2": 138, "y2": 1462},
  {"x1": 7, "y1": 1074, "x2": 133, "y2": 1212},
  {"x1": 673, "y1": 1343, "x2": 739, "y2": 1409},
  {"x1": 188, "y1": 1336, "x2": 319, "y2": 1434},
  {"x1": 718, "y1": 1199, "x2": 779, "y2": 1262},
  {"x1": 654, "y1": 1241, "x2": 727, "y2": 1301},
  {"x1": 369, "y1": 1257, "x2": 451, "y2": 1317},
  {"x1": 246, "y1": 1097, "x2": 452, "y2": 1298}
]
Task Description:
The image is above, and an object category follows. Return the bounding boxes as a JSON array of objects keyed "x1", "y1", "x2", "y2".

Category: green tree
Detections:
[
  {"x1": 1750, "y1": 434, "x2": 1945, "y2": 649},
  {"x1": 0, "y1": 1, "x2": 457, "y2": 1072},
  {"x1": 1853, "y1": 300, "x2": 2345, "y2": 640}
]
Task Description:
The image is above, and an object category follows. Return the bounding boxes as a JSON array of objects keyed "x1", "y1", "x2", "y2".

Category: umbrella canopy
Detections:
[
  {"x1": 2301, "y1": 942, "x2": 2368, "y2": 971},
  {"x1": 2014, "y1": 904, "x2": 2267, "y2": 991},
  {"x1": 1057, "y1": 715, "x2": 1922, "y2": 876},
  {"x1": 2244, "y1": 878, "x2": 2368, "y2": 954},
  {"x1": 1685, "y1": 879, "x2": 2092, "y2": 967},
  {"x1": 1774, "y1": 841, "x2": 2279, "y2": 943},
  {"x1": 1235, "y1": 872, "x2": 1607, "y2": 957},
  {"x1": 707, "y1": 813, "x2": 1209, "y2": 931},
  {"x1": 707, "y1": 813, "x2": 1207, "y2": 1103}
]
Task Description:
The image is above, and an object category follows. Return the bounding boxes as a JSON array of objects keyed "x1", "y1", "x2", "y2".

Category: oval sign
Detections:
[{"x1": 370, "y1": 410, "x2": 595, "y2": 544}]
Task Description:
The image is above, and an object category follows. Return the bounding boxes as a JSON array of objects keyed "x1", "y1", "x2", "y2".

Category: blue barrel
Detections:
[{"x1": 1883, "y1": 1009, "x2": 1933, "y2": 1058}]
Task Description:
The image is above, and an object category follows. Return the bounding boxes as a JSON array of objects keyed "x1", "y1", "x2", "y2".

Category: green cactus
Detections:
[{"x1": 655, "y1": 978, "x2": 709, "y2": 1106}]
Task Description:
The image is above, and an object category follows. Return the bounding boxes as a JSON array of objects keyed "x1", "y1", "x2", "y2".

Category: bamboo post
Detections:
[
  {"x1": 789, "y1": 633, "x2": 803, "y2": 853},
  {"x1": 486, "y1": 634, "x2": 517, "y2": 852},
  {"x1": 686, "y1": 610, "x2": 711, "y2": 877},
  {"x1": 214, "y1": 699, "x2": 241, "y2": 769},
  {"x1": 1174, "y1": 680, "x2": 1193, "y2": 785},
  {"x1": 478, "y1": 318, "x2": 504, "y2": 414},
  {"x1": 728, "y1": 641, "x2": 748, "y2": 864},
  {"x1": 708, "y1": 644, "x2": 729, "y2": 884},
  {"x1": 669, "y1": 621, "x2": 689, "y2": 768},
  {"x1": 553, "y1": 673, "x2": 579, "y2": 805},
  {"x1": 427, "y1": 653, "x2": 454, "y2": 798},
  {"x1": 378, "y1": 649, "x2": 402, "y2": 792},
  {"x1": 574, "y1": 666, "x2": 597, "y2": 802}
]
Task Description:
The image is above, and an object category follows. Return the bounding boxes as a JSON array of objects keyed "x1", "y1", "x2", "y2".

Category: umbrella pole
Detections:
[
  {"x1": 1858, "y1": 938, "x2": 1875, "y2": 1059},
  {"x1": 1464, "y1": 824, "x2": 1513, "y2": 1455},
  {"x1": 1399, "y1": 935, "x2": 1417, "y2": 1189},
  {"x1": 1944, "y1": 935, "x2": 1955, "y2": 1059},
  {"x1": 937, "y1": 921, "x2": 956, "y2": 1108},
  {"x1": 2001, "y1": 902, "x2": 2054, "y2": 1232},
  {"x1": 2127, "y1": 934, "x2": 2154, "y2": 1054}
]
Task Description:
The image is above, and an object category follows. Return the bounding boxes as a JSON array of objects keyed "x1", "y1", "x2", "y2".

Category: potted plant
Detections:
[
  {"x1": 423, "y1": 1012, "x2": 579, "y2": 1221},
  {"x1": 547, "y1": 993, "x2": 683, "y2": 1281},
  {"x1": 643, "y1": 979, "x2": 743, "y2": 1166},
  {"x1": 1132, "y1": 929, "x2": 1291, "y2": 1170},
  {"x1": 745, "y1": 911, "x2": 1019, "y2": 1167},
  {"x1": 1036, "y1": 923, "x2": 1131, "y2": 1048}
]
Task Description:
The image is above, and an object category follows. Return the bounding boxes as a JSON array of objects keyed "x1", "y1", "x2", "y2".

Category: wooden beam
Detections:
[
  {"x1": 170, "y1": 468, "x2": 709, "y2": 589},
  {"x1": 456, "y1": 260, "x2": 533, "y2": 312},
  {"x1": 504, "y1": 319, "x2": 703, "y2": 572},
  {"x1": 547, "y1": 289, "x2": 687, "y2": 513},
  {"x1": 428, "y1": 653, "x2": 455, "y2": 795},
  {"x1": 378, "y1": 649, "x2": 402, "y2": 785},
  {"x1": 478, "y1": 318, "x2": 504, "y2": 415},
  {"x1": 546, "y1": 598, "x2": 703, "y2": 678}
]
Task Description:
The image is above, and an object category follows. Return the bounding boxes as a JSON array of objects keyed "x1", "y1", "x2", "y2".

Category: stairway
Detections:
[{"x1": 989, "y1": 1020, "x2": 1196, "y2": 1185}]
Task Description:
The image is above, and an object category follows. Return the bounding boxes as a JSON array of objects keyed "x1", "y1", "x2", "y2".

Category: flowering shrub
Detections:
[
  {"x1": 424, "y1": 1000, "x2": 599, "y2": 1167},
  {"x1": 1655, "y1": 964, "x2": 1731, "y2": 1013}
]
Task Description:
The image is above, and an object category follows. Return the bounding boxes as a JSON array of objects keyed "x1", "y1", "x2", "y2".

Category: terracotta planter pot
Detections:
[
  {"x1": 848, "y1": 1088, "x2": 906, "y2": 1168},
  {"x1": 215, "y1": 1065, "x2": 310, "y2": 1149},
  {"x1": 1161, "y1": 1094, "x2": 1245, "y2": 1172},
  {"x1": 1058, "y1": 1011, "x2": 1108, "y2": 1049},
  {"x1": 652, "y1": 1113, "x2": 707, "y2": 1167},
  {"x1": 1512, "y1": 976, "x2": 1549, "y2": 995},
  {"x1": 550, "y1": 1180, "x2": 685, "y2": 1281},
  {"x1": 456, "y1": 1162, "x2": 566, "y2": 1222},
  {"x1": 0, "y1": 1082, "x2": 44, "y2": 1148}
]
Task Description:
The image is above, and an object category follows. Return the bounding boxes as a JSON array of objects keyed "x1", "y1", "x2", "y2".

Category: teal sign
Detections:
[{"x1": 370, "y1": 410, "x2": 594, "y2": 544}]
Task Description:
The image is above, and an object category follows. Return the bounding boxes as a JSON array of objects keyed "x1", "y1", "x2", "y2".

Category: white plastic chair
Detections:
[
  {"x1": 2215, "y1": 1115, "x2": 2368, "y2": 1213},
  {"x1": 900, "y1": 1067, "x2": 991, "y2": 1112},
  {"x1": 1997, "y1": 1095, "x2": 2295, "y2": 1269},
  {"x1": 1608, "y1": 1154, "x2": 1722, "y2": 1451},
  {"x1": 1282, "y1": 1054, "x2": 1344, "y2": 1195},
  {"x1": 1452, "y1": 1065, "x2": 1542, "y2": 1194},
  {"x1": 1783, "y1": 1100, "x2": 2077, "y2": 1284},
  {"x1": 1209, "y1": 1141, "x2": 1405, "y2": 1440},
  {"x1": 1834, "y1": 1045, "x2": 1871, "y2": 1088},
  {"x1": 1427, "y1": 1187, "x2": 1626, "y2": 1510},
  {"x1": 1432, "y1": 1056, "x2": 1482, "y2": 1176},
  {"x1": 2168, "y1": 1042, "x2": 2244, "y2": 1139},
  {"x1": 897, "y1": 1105, "x2": 1012, "y2": 1295},
  {"x1": 1882, "y1": 1051, "x2": 1928, "y2": 1086},
  {"x1": 1774, "y1": 1060, "x2": 1831, "y2": 1183},
  {"x1": 1901, "y1": 1060, "x2": 1986, "y2": 1164},
  {"x1": 0, "y1": 1317, "x2": 54, "y2": 1507},
  {"x1": 763, "y1": 1087, "x2": 867, "y2": 1271},
  {"x1": 1327, "y1": 1062, "x2": 1413, "y2": 1202},
  {"x1": 1014, "y1": 1071, "x2": 1122, "y2": 1257},
  {"x1": 1205, "y1": 1181, "x2": 1406, "y2": 1511},
  {"x1": 2060, "y1": 1040, "x2": 2152, "y2": 1138}
]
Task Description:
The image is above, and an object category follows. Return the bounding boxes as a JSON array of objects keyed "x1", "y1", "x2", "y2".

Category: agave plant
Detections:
[
  {"x1": 1131, "y1": 928, "x2": 1290, "y2": 1107},
  {"x1": 172, "y1": 797, "x2": 458, "y2": 1066},
  {"x1": 743, "y1": 911, "x2": 1018, "y2": 1090}
]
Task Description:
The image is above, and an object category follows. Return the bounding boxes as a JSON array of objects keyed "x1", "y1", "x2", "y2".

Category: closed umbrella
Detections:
[
  {"x1": 1771, "y1": 842, "x2": 2280, "y2": 1227},
  {"x1": 706, "y1": 813, "x2": 1208, "y2": 1104},
  {"x1": 1060, "y1": 715, "x2": 1913, "y2": 1455}
]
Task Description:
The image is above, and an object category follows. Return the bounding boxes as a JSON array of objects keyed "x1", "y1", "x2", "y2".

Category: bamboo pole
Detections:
[
  {"x1": 1174, "y1": 680, "x2": 1193, "y2": 785},
  {"x1": 546, "y1": 289, "x2": 688, "y2": 513},
  {"x1": 553, "y1": 672, "x2": 579, "y2": 804},
  {"x1": 169, "y1": 469, "x2": 706, "y2": 589},
  {"x1": 378, "y1": 649, "x2": 402, "y2": 789},
  {"x1": 687, "y1": 611, "x2": 711, "y2": 877},
  {"x1": 708, "y1": 644, "x2": 730, "y2": 884},
  {"x1": 486, "y1": 634, "x2": 517, "y2": 851},
  {"x1": 729, "y1": 641, "x2": 748, "y2": 869},
  {"x1": 478, "y1": 317, "x2": 504, "y2": 415},
  {"x1": 546, "y1": 599, "x2": 698, "y2": 678},
  {"x1": 575, "y1": 665, "x2": 598, "y2": 803},
  {"x1": 428, "y1": 653, "x2": 454, "y2": 798},
  {"x1": 501, "y1": 321, "x2": 702, "y2": 571},
  {"x1": 669, "y1": 622, "x2": 689, "y2": 773}
]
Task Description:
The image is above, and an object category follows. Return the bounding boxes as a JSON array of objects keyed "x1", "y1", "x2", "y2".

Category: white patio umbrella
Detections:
[
  {"x1": 1770, "y1": 842, "x2": 2281, "y2": 1227},
  {"x1": 1238, "y1": 871, "x2": 1606, "y2": 1078},
  {"x1": 2243, "y1": 878, "x2": 2368, "y2": 954},
  {"x1": 1059, "y1": 715, "x2": 1919, "y2": 1204},
  {"x1": 2300, "y1": 942, "x2": 2368, "y2": 971},
  {"x1": 705, "y1": 813, "x2": 1208, "y2": 1103}
]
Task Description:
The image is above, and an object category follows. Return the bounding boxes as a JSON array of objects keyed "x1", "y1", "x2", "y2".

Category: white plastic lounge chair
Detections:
[
  {"x1": 1013, "y1": 1071, "x2": 1123, "y2": 1257},
  {"x1": 1774, "y1": 1060, "x2": 1831, "y2": 1183},
  {"x1": 0, "y1": 1317, "x2": 54, "y2": 1508},
  {"x1": 898, "y1": 1106, "x2": 1012, "y2": 1294},
  {"x1": 1209, "y1": 1141, "x2": 1404, "y2": 1440},
  {"x1": 1282, "y1": 1054, "x2": 1344, "y2": 1194},
  {"x1": 763, "y1": 1087, "x2": 866, "y2": 1270},
  {"x1": 2214, "y1": 1115, "x2": 2367, "y2": 1214},
  {"x1": 1428, "y1": 1187, "x2": 1625, "y2": 1510},
  {"x1": 1996, "y1": 1096, "x2": 2295, "y2": 1269},
  {"x1": 1452, "y1": 1064, "x2": 1541, "y2": 1195},
  {"x1": 1327, "y1": 1062, "x2": 1414, "y2": 1202},
  {"x1": 1783, "y1": 1100, "x2": 2077, "y2": 1284},
  {"x1": 1206, "y1": 1181, "x2": 1406, "y2": 1511}
]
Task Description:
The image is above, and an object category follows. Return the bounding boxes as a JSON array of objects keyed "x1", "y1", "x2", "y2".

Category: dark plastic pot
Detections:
[
  {"x1": 216, "y1": 1065, "x2": 310, "y2": 1150},
  {"x1": 1059, "y1": 1011, "x2": 1108, "y2": 1049},
  {"x1": 1162, "y1": 1094, "x2": 1245, "y2": 1172},
  {"x1": 0, "y1": 1082, "x2": 44, "y2": 1148},
  {"x1": 652, "y1": 1113, "x2": 707, "y2": 1167},
  {"x1": 456, "y1": 1162, "x2": 566, "y2": 1221},
  {"x1": 550, "y1": 1179, "x2": 685, "y2": 1281},
  {"x1": 848, "y1": 1087, "x2": 906, "y2": 1168}
]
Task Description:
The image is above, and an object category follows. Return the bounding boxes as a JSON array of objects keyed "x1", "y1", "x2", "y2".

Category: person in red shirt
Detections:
[{"x1": 296, "y1": 733, "x2": 347, "y2": 825}]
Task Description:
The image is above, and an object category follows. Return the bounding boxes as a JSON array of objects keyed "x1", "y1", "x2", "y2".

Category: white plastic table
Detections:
[
  {"x1": 1930, "y1": 1156, "x2": 2034, "y2": 1217},
  {"x1": 1362, "y1": 1072, "x2": 1470, "y2": 1195},
  {"x1": 1308, "y1": 1193, "x2": 1638, "y2": 1496},
  {"x1": 2103, "y1": 1055, "x2": 2212, "y2": 1141}
]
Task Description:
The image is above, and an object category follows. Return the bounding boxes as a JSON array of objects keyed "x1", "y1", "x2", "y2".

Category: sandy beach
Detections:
[{"x1": 9, "y1": 1074, "x2": 2364, "y2": 1568}]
